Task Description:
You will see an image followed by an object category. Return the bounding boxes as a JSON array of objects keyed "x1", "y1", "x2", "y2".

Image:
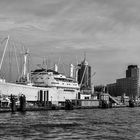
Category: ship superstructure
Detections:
[{"x1": 31, "y1": 68, "x2": 79, "y2": 90}]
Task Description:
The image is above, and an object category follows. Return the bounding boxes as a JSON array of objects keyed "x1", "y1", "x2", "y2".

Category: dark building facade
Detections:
[
  {"x1": 77, "y1": 59, "x2": 91, "y2": 92},
  {"x1": 107, "y1": 65, "x2": 139, "y2": 99},
  {"x1": 126, "y1": 65, "x2": 139, "y2": 78},
  {"x1": 107, "y1": 83, "x2": 117, "y2": 97}
]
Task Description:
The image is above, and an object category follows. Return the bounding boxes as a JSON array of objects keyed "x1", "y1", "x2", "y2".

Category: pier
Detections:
[{"x1": 0, "y1": 92, "x2": 133, "y2": 113}]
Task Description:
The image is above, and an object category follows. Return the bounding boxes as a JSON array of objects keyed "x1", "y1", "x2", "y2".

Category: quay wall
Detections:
[
  {"x1": 81, "y1": 100, "x2": 99, "y2": 107},
  {"x1": 72, "y1": 99, "x2": 99, "y2": 107}
]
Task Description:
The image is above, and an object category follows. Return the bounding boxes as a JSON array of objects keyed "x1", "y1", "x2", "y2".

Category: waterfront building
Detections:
[
  {"x1": 107, "y1": 83, "x2": 117, "y2": 97},
  {"x1": 107, "y1": 65, "x2": 139, "y2": 99}
]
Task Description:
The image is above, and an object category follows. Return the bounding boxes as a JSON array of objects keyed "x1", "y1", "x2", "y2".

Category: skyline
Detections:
[{"x1": 0, "y1": 0, "x2": 140, "y2": 85}]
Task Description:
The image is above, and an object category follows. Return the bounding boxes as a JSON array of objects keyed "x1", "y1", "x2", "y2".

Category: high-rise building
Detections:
[
  {"x1": 77, "y1": 58, "x2": 91, "y2": 92},
  {"x1": 107, "y1": 65, "x2": 139, "y2": 99},
  {"x1": 126, "y1": 65, "x2": 139, "y2": 78}
]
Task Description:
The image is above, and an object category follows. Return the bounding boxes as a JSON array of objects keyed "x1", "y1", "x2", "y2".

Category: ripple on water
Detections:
[{"x1": 0, "y1": 108, "x2": 140, "y2": 139}]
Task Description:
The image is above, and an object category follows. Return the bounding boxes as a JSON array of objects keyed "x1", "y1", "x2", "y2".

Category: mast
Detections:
[
  {"x1": 54, "y1": 64, "x2": 58, "y2": 72},
  {"x1": 22, "y1": 49, "x2": 30, "y2": 83},
  {"x1": 23, "y1": 50, "x2": 28, "y2": 77},
  {"x1": 13, "y1": 41, "x2": 20, "y2": 77},
  {"x1": 0, "y1": 36, "x2": 9, "y2": 71},
  {"x1": 70, "y1": 64, "x2": 74, "y2": 78}
]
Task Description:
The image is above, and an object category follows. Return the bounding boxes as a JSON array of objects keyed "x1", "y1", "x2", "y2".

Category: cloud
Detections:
[{"x1": 0, "y1": 0, "x2": 140, "y2": 84}]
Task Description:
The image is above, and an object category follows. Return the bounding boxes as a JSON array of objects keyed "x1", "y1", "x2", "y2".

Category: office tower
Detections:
[
  {"x1": 107, "y1": 65, "x2": 139, "y2": 99},
  {"x1": 126, "y1": 65, "x2": 139, "y2": 78},
  {"x1": 77, "y1": 58, "x2": 91, "y2": 90}
]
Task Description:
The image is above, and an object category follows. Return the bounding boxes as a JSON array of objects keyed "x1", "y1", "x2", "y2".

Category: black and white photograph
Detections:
[{"x1": 0, "y1": 0, "x2": 140, "y2": 139}]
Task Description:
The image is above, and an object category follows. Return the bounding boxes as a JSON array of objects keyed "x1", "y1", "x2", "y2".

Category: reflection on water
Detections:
[{"x1": 0, "y1": 108, "x2": 140, "y2": 140}]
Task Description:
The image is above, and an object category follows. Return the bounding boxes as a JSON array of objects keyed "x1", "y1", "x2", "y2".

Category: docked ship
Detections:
[
  {"x1": 0, "y1": 36, "x2": 80, "y2": 106},
  {"x1": 31, "y1": 65, "x2": 79, "y2": 89}
]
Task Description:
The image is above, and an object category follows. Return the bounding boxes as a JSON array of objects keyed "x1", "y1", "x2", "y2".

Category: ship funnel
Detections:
[
  {"x1": 54, "y1": 64, "x2": 58, "y2": 72},
  {"x1": 70, "y1": 64, "x2": 74, "y2": 78}
]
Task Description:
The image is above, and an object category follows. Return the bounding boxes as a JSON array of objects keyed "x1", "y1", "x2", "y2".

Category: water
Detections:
[{"x1": 0, "y1": 108, "x2": 140, "y2": 140}]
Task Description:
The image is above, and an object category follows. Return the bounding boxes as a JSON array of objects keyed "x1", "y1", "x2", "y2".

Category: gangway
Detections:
[{"x1": 108, "y1": 94, "x2": 120, "y2": 105}]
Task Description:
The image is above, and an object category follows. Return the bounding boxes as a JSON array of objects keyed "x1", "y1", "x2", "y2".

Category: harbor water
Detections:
[{"x1": 0, "y1": 108, "x2": 140, "y2": 140}]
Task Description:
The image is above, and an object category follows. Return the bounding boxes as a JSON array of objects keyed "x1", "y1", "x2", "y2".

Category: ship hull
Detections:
[{"x1": 0, "y1": 82, "x2": 80, "y2": 105}]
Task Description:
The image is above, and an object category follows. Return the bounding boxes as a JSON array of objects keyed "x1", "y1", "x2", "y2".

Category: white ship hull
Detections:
[{"x1": 0, "y1": 81, "x2": 80, "y2": 105}]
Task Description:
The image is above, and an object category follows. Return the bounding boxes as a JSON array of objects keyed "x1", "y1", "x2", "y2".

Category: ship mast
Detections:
[
  {"x1": 0, "y1": 36, "x2": 9, "y2": 71},
  {"x1": 22, "y1": 49, "x2": 30, "y2": 83},
  {"x1": 23, "y1": 50, "x2": 28, "y2": 77}
]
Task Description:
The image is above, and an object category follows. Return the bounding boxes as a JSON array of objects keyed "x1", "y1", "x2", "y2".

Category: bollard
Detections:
[
  {"x1": 10, "y1": 94, "x2": 16, "y2": 112},
  {"x1": 65, "y1": 100, "x2": 73, "y2": 110},
  {"x1": 19, "y1": 94, "x2": 26, "y2": 112},
  {"x1": 129, "y1": 99, "x2": 135, "y2": 107}
]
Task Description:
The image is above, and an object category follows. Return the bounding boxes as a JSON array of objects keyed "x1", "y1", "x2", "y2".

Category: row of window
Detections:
[{"x1": 51, "y1": 82, "x2": 77, "y2": 86}]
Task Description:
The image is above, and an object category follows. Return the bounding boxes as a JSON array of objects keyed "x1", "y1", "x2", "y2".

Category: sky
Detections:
[{"x1": 0, "y1": 0, "x2": 140, "y2": 85}]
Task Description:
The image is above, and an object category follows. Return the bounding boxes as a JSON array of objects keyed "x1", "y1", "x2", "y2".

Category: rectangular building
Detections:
[{"x1": 107, "y1": 65, "x2": 139, "y2": 99}]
